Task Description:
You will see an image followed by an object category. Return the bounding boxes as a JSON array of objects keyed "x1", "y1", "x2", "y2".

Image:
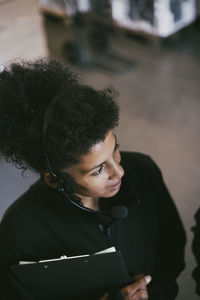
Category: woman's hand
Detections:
[
  {"x1": 120, "y1": 275, "x2": 151, "y2": 300},
  {"x1": 99, "y1": 275, "x2": 151, "y2": 300}
]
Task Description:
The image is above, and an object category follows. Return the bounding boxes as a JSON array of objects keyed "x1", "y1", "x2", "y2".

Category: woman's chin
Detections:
[{"x1": 103, "y1": 184, "x2": 121, "y2": 198}]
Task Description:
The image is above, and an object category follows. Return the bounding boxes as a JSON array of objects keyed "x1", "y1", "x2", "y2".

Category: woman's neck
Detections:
[{"x1": 77, "y1": 195, "x2": 100, "y2": 211}]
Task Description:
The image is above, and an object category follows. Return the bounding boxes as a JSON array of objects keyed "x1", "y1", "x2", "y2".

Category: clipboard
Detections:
[{"x1": 10, "y1": 251, "x2": 130, "y2": 299}]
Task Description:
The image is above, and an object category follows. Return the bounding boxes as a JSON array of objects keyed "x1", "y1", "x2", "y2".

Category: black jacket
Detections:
[
  {"x1": 0, "y1": 152, "x2": 186, "y2": 300},
  {"x1": 192, "y1": 208, "x2": 200, "y2": 296}
]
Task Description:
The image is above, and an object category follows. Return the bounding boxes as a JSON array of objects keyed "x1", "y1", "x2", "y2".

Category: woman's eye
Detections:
[{"x1": 92, "y1": 164, "x2": 105, "y2": 176}]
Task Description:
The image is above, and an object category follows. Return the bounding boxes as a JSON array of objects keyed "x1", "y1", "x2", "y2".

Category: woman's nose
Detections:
[{"x1": 109, "y1": 162, "x2": 124, "y2": 180}]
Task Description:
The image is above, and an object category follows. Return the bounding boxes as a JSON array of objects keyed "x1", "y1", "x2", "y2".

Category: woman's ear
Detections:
[{"x1": 44, "y1": 173, "x2": 58, "y2": 188}]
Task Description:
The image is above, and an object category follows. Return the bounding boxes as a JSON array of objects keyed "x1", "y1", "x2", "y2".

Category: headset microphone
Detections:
[
  {"x1": 98, "y1": 205, "x2": 128, "y2": 242},
  {"x1": 110, "y1": 205, "x2": 128, "y2": 219}
]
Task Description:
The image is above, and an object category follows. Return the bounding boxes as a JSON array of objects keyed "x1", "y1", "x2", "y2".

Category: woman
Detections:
[{"x1": 0, "y1": 59, "x2": 186, "y2": 300}]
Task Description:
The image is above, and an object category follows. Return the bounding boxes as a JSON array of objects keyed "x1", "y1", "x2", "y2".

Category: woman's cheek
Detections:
[{"x1": 93, "y1": 173, "x2": 109, "y2": 189}]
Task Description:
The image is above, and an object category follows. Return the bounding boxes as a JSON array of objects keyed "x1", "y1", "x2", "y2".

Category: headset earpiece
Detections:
[
  {"x1": 56, "y1": 177, "x2": 74, "y2": 195},
  {"x1": 45, "y1": 153, "x2": 76, "y2": 195}
]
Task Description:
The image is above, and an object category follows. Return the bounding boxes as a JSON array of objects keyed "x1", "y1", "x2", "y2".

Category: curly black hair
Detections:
[{"x1": 0, "y1": 58, "x2": 119, "y2": 174}]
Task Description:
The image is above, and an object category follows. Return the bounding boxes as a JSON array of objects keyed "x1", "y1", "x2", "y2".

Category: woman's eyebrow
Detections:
[
  {"x1": 86, "y1": 135, "x2": 118, "y2": 173},
  {"x1": 87, "y1": 162, "x2": 105, "y2": 172}
]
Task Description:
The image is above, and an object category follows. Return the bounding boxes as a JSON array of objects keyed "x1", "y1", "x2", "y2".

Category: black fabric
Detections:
[
  {"x1": 192, "y1": 208, "x2": 200, "y2": 296},
  {"x1": 0, "y1": 152, "x2": 186, "y2": 300}
]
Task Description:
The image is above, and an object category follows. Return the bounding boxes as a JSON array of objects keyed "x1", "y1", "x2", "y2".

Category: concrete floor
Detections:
[
  {"x1": 0, "y1": 0, "x2": 47, "y2": 64},
  {"x1": 0, "y1": 2, "x2": 200, "y2": 299}
]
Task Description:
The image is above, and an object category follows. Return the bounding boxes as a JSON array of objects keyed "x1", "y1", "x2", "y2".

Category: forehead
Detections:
[{"x1": 67, "y1": 131, "x2": 116, "y2": 175}]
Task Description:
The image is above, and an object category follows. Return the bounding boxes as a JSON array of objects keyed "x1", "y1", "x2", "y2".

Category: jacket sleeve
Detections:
[
  {"x1": 192, "y1": 208, "x2": 200, "y2": 296},
  {"x1": 147, "y1": 158, "x2": 186, "y2": 300},
  {"x1": 0, "y1": 234, "x2": 36, "y2": 300}
]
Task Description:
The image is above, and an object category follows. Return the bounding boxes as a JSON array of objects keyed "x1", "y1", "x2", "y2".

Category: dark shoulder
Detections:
[
  {"x1": 120, "y1": 151, "x2": 163, "y2": 192},
  {"x1": 120, "y1": 151, "x2": 161, "y2": 176},
  {"x1": 0, "y1": 180, "x2": 48, "y2": 236},
  {"x1": 2, "y1": 180, "x2": 43, "y2": 215}
]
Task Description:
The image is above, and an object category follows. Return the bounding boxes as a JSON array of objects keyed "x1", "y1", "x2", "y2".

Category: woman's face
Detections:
[{"x1": 66, "y1": 130, "x2": 124, "y2": 207}]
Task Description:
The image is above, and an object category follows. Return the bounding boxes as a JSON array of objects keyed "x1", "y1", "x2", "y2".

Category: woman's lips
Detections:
[{"x1": 107, "y1": 180, "x2": 122, "y2": 191}]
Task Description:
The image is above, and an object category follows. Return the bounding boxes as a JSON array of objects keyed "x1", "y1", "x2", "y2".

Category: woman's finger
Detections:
[
  {"x1": 129, "y1": 276, "x2": 151, "y2": 296},
  {"x1": 121, "y1": 275, "x2": 151, "y2": 299},
  {"x1": 132, "y1": 289, "x2": 148, "y2": 300}
]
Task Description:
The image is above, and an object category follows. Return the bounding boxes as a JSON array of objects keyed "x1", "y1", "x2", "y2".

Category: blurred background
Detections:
[{"x1": 0, "y1": 0, "x2": 200, "y2": 299}]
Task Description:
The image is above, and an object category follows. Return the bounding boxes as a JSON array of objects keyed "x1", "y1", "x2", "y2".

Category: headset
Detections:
[
  {"x1": 44, "y1": 151, "x2": 139, "y2": 220},
  {"x1": 44, "y1": 152, "x2": 97, "y2": 213},
  {"x1": 43, "y1": 97, "x2": 131, "y2": 218}
]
